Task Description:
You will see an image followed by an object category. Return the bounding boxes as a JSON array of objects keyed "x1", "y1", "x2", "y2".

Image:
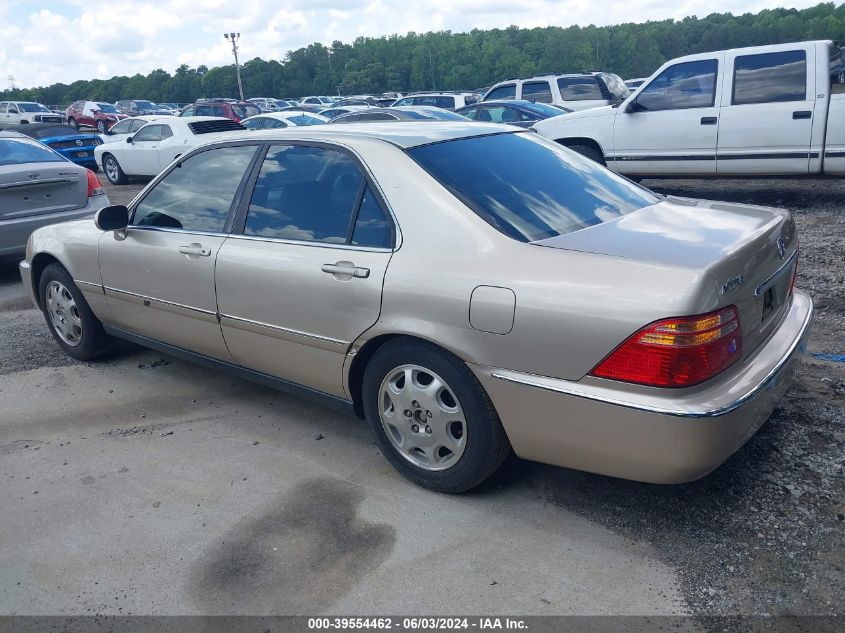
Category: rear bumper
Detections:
[
  {"x1": 470, "y1": 290, "x2": 813, "y2": 483},
  {"x1": 0, "y1": 195, "x2": 107, "y2": 258}
]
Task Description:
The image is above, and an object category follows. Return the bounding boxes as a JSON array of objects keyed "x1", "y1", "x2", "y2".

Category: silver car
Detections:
[
  {"x1": 0, "y1": 131, "x2": 109, "y2": 259},
  {"x1": 20, "y1": 123, "x2": 812, "y2": 492}
]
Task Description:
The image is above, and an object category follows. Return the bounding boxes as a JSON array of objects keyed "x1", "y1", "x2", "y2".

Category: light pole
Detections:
[{"x1": 224, "y1": 32, "x2": 245, "y2": 101}]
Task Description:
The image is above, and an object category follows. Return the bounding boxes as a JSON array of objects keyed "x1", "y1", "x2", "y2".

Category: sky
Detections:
[{"x1": 0, "y1": 0, "x2": 824, "y2": 89}]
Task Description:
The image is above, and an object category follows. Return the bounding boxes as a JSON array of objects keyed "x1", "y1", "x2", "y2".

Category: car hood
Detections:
[{"x1": 532, "y1": 104, "x2": 615, "y2": 131}]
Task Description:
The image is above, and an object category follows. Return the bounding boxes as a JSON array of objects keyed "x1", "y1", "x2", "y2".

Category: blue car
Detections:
[{"x1": 2, "y1": 123, "x2": 102, "y2": 171}]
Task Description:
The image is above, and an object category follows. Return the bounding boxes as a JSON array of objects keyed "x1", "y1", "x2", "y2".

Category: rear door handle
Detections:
[
  {"x1": 178, "y1": 244, "x2": 211, "y2": 257},
  {"x1": 793, "y1": 110, "x2": 812, "y2": 119},
  {"x1": 700, "y1": 116, "x2": 717, "y2": 125},
  {"x1": 321, "y1": 262, "x2": 370, "y2": 278}
]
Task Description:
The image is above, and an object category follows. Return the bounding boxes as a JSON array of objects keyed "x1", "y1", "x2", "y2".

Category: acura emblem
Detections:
[
  {"x1": 776, "y1": 236, "x2": 786, "y2": 259},
  {"x1": 75, "y1": 139, "x2": 83, "y2": 147}
]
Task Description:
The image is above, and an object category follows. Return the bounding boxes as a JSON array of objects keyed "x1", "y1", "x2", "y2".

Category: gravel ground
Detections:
[{"x1": 1, "y1": 176, "x2": 842, "y2": 624}]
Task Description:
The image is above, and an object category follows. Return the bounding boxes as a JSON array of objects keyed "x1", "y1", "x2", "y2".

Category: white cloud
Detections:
[{"x1": 1, "y1": 0, "x2": 824, "y2": 89}]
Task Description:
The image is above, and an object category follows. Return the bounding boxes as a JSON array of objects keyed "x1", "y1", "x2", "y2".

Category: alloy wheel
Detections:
[
  {"x1": 378, "y1": 364, "x2": 467, "y2": 471},
  {"x1": 45, "y1": 280, "x2": 82, "y2": 346}
]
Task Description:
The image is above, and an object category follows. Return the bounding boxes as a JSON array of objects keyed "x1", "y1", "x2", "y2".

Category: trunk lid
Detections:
[
  {"x1": 534, "y1": 195, "x2": 798, "y2": 359},
  {"x1": 0, "y1": 162, "x2": 87, "y2": 221}
]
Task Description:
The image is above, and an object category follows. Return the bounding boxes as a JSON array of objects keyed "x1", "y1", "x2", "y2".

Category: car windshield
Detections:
[
  {"x1": 403, "y1": 109, "x2": 467, "y2": 120},
  {"x1": 135, "y1": 101, "x2": 157, "y2": 109},
  {"x1": 522, "y1": 102, "x2": 571, "y2": 117},
  {"x1": 409, "y1": 132, "x2": 658, "y2": 242},
  {"x1": 21, "y1": 125, "x2": 78, "y2": 139},
  {"x1": 0, "y1": 139, "x2": 64, "y2": 166},
  {"x1": 287, "y1": 114, "x2": 324, "y2": 126},
  {"x1": 96, "y1": 103, "x2": 120, "y2": 113},
  {"x1": 19, "y1": 103, "x2": 50, "y2": 112}
]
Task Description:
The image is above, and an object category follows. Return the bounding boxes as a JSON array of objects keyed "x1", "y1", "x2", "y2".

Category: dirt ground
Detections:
[{"x1": 0, "y1": 175, "x2": 842, "y2": 624}]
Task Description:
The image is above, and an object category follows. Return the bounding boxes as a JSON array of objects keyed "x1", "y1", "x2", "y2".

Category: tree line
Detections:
[{"x1": 3, "y1": 2, "x2": 844, "y2": 106}]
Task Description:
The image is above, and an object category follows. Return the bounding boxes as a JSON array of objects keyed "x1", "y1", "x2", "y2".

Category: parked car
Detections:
[
  {"x1": 456, "y1": 100, "x2": 571, "y2": 127},
  {"x1": 94, "y1": 116, "x2": 245, "y2": 184},
  {"x1": 533, "y1": 40, "x2": 845, "y2": 177},
  {"x1": 317, "y1": 105, "x2": 373, "y2": 120},
  {"x1": 483, "y1": 72, "x2": 629, "y2": 111},
  {"x1": 157, "y1": 103, "x2": 182, "y2": 114},
  {"x1": 100, "y1": 115, "x2": 171, "y2": 144},
  {"x1": 0, "y1": 131, "x2": 108, "y2": 259},
  {"x1": 179, "y1": 100, "x2": 261, "y2": 122},
  {"x1": 20, "y1": 122, "x2": 812, "y2": 492},
  {"x1": 247, "y1": 97, "x2": 281, "y2": 112},
  {"x1": 625, "y1": 78, "x2": 647, "y2": 90},
  {"x1": 391, "y1": 92, "x2": 478, "y2": 110},
  {"x1": 329, "y1": 106, "x2": 469, "y2": 123},
  {"x1": 297, "y1": 96, "x2": 337, "y2": 111},
  {"x1": 3, "y1": 123, "x2": 102, "y2": 171},
  {"x1": 0, "y1": 101, "x2": 64, "y2": 126},
  {"x1": 65, "y1": 101, "x2": 127, "y2": 133},
  {"x1": 114, "y1": 100, "x2": 173, "y2": 117},
  {"x1": 240, "y1": 112, "x2": 329, "y2": 129}
]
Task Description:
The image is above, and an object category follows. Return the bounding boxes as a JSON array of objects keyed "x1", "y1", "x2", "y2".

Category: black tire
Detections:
[
  {"x1": 88, "y1": 164, "x2": 100, "y2": 173},
  {"x1": 363, "y1": 338, "x2": 511, "y2": 493},
  {"x1": 96, "y1": 119, "x2": 107, "y2": 134},
  {"x1": 103, "y1": 153, "x2": 128, "y2": 185},
  {"x1": 565, "y1": 142, "x2": 605, "y2": 166},
  {"x1": 68, "y1": 117, "x2": 78, "y2": 130},
  {"x1": 38, "y1": 263, "x2": 113, "y2": 361}
]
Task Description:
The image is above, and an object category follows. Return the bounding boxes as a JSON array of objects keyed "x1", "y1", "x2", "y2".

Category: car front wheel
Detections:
[
  {"x1": 67, "y1": 117, "x2": 78, "y2": 130},
  {"x1": 96, "y1": 120, "x2": 107, "y2": 133},
  {"x1": 103, "y1": 154, "x2": 128, "y2": 185},
  {"x1": 363, "y1": 338, "x2": 511, "y2": 493},
  {"x1": 39, "y1": 263, "x2": 112, "y2": 361}
]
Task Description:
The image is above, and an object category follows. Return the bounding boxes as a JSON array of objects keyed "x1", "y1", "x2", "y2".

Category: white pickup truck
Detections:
[{"x1": 534, "y1": 40, "x2": 845, "y2": 177}]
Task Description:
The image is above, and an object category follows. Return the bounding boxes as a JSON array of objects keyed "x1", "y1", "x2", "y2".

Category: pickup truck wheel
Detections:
[
  {"x1": 67, "y1": 117, "x2": 78, "y2": 130},
  {"x1": 103, "y1": 154, "x2": 128, "y2": 185},
  {"x1": 566, "y1": 143, "x2": 605, "y2": 166},
  {"x1": 96, "y1": 120, "x2": 107, "y2": 134},
  {"x1": 39, "y1": 263, "x2": 112, "y2": 361},
  {"x1": 363, "y1": 338, "x2": 511, "y2": 493}
]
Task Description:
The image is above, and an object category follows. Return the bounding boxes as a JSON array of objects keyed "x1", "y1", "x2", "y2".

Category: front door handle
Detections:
[
  {"x1": 700, "y1": 116, "x2": 717, "y2": 125},
  {"x1": 178, "y1": 244, "x2": 211, "y2": 257},
  {"x1": 321, "y1": 261, "x2": 370, "y2": 279},
  {"x1": 792, "y1": 110, "x2": 812, "y2": 119}
]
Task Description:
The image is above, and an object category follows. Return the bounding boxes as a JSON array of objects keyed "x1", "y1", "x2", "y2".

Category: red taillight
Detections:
[
  {"x1": 87, "y1": 169, "x2": 104, "y2": 197},
  {"x1": 590, "y1": 306, "x2": 742, "y2": 388}
]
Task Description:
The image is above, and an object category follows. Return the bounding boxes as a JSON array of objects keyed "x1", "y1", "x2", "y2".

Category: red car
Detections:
[
  {"x1": 65, "y1": 101, "x2": 127, "y2": 133},
  {"x1": 179, "y1": 99, "x2": 260, "y2": 122}
]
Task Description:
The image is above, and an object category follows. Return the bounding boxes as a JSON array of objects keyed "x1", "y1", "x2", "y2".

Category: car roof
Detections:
[{"x1": 222, "y1": 121, "x2": 519, "y2": 149}]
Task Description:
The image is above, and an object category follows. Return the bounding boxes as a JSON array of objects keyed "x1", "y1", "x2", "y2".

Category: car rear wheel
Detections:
[
  {"x1": 363, "y1": 338, "x2": 511, "y2": 493},
  {"x1": 39, "y1": 263, "x2": 113, "y2": 361},
  {"x1": 566, "y1": 142, "x2": 605, "y2": 166},
  {"x1": 68, "y1": 117, "x2": 78, "y2": 130},
  {"x1": 96, "y1": 120, "x2": 107, "y2": 134},
  {"x1": 103, "y1": 154, "x2": 128, "y2": 185}
]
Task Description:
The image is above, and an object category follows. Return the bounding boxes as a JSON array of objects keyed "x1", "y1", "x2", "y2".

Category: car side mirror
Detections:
[
  {"x1": 625, "y1": 99, "x2": 645, "y2": 114},
  {"x1": 95, "y1": 205, "x2": 129, "y2": 232}
]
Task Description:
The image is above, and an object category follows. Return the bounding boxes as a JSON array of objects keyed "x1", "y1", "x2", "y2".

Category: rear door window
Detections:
[
  {"x1": 557, "y1": 76, "x2": 604, "y2": 101},
  {"x1": 732, "y1": 50, "x2": 806, "y2": 104},
  {"x1": 243, "y1": 144, "x2": 392, "y2": 247},
  {"x1": 521, "y1": 81, "x2": 553, "y2": 103}
]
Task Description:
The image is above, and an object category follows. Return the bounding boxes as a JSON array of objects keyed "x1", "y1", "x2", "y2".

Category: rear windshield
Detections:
[
  {"x1": 0, "y1": 139, "x2": 64, "y2": 166},
  {"x1": 409, "y1": 133, "x2": 657, "y2": 242}
]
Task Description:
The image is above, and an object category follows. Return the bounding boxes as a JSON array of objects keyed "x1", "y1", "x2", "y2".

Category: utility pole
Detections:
[{"x1": 224, "y1": 32, "x2": 245, "y2": 101}]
